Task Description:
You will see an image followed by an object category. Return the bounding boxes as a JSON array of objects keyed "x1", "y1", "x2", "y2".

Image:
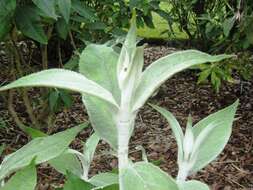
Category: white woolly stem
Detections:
[
  {"x1": 177, "y1": 162, "x2": 190, "y2": 182},
  {"x1": 117, "y1": 107, "x2": 132, "y2": 190}
]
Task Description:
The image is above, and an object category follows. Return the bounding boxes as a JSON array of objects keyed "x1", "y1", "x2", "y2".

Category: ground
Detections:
[{"x1": 0, "y1": 45, "x2": 252, "y2": 190}]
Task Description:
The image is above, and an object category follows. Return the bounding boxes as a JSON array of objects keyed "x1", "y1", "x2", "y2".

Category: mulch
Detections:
[{"x1": 0, "y1": 45, "x2": 252, "y2": 190}]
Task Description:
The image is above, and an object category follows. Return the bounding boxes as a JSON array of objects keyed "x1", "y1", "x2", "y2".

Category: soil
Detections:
[{"x1": 0, "y1": 45, "x2": 252, "y2": 190}]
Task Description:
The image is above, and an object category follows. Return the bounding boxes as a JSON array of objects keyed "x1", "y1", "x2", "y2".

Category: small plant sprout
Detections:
[{"x1": 0, "y1": 13, "x2": 238, "y2": 190}]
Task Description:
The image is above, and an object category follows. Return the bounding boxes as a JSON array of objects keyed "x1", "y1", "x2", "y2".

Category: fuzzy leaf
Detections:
[
  {"x1": 23, "y1": 127, "x2": 47, "y2": 139},
  {"x1": 0, "y1": 161, "x2": 37, "y2": 190},
  {"x1": 133, "y1": 51, "x2": 233, "y2": 110},
  {"x1": 122, "y1": 162, "x2": 179, "y2": 190},
  {"x1": 183, "y1": 123, "x2": 194, "y2": 161},
  {"x1": 0, "y1": 124, "x2": 87, "y2": 180},
  {"x1": 117, "y1": 16, "x2": 137, "y2": 90},
  {"x1": 82, "y1": 133, "x2": 100, "y2": 178},
  {"x1": 191, "y1": 100, "x2": 239, "y2": 172},
  {"x1": 79, "y1": 44, "x2": 120, "y2": 101},
  {"x1": 89, "y1": 173, "x2": 118, "y2": 187},
  {"x1": 0, "y1": 69, "x2": 118, "y2": 107},
  {"x1": 83, "y1": 96, "x2": 118, "y2": 149},
  {"x1": 49, "y1": 150, "x2": 83, "y2": 177},
  {"x1": 63, "y1": 172, "x2": 94, "y2": 190},
  {"x1": 179, "y1": 180, "x2": 209, "y2": 190},
  {"x1": 150, "y1": 104, "x2": 184, "y2": 164},
  {"x1": 79, "y1": 44, "x2": 120, "y2": 148}
]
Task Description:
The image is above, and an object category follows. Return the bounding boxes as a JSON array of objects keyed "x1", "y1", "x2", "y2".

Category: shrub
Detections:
[{"x1": 0, "y1": 0, "x2": 169, "y2": 133}]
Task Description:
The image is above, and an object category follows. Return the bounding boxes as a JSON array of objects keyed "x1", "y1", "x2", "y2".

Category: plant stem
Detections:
[
  {"x1": 117, "y1": 88, "x2": 135, "y2": 190},
  {"x1": 176, "y1": 162, "x2": 189, "y2": 182},
  {"x1": 10, "y1": 33, "x2": 39, "y2": 128},
  {"x1": 117, "y1": 113, "x2": 130, "y2": 190},
  {"x1": 8, "y1": 89, "x2": 26, "y2": 131},
  {"x1": 69, "y1": 31, "x2": 78, "y2": 51},
  {"x1": 118, "y1": 119, "x2": 130, "y2": 169}
]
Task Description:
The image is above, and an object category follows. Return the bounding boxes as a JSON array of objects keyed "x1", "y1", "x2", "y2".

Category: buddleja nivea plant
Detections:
[{"x1": 0, "y1": 14, "x2": 238, "y2": 190}]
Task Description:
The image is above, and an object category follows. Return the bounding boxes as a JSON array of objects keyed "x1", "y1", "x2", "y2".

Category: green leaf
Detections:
[
  {"x1": 49, "y1": 150, "x2": 83, "y2": 177},
  {"x1": 89, "y1": 173, "x2": 118, "y2": 187},
  {"x1": 0, "y1": 161, "x2": 37, "y2": 190},
  {"x1": 15, "y1": 5, "x2": 48, "y2": 44},
  {"x1": 32, "y1": 0, "x2": 57, "y2": 19},
  {"x1": 49, "y1": 90, "x2": 60, "y2": 111},
  {"x1": 191, "y1": 100, "x2": 239, "y2": 172},
  {"x1": 87, "y1": 22, "x2": 107, "y2": 30},
  {"x1": 178, "y1": 180, "x2": 209, "y2": 190},
  {"x1": 82, "y1": 133, "x2": 100, "y2": 176},
  {"x1": 63, "y1": 172, "x2": 94, "y2": 190},
  {"x1": 133, "y1": 51, "x2": 234, "y2": 110},
  {"x1": 64, "y1": 55, "x2": 79, "y2": 71},
  {"x1": 197, "y1": 68, "x2": 211, "y2": 84},
  {"x1": 72, "y1": 0, "x2": 97, "y2": 22},
  {"x1": 56, "y1": 18, "x2": 69, "y2": 40},
  {"x1": 0, "y1": 69, "x2": 118, "y2": 107},
  {"x1": 79, "y1": 44, "x2": 120, "y2": 149},
  {"x1": 80, "y1": 44, "x2": 120, "y2": 101},
  {"x1": 96, "y1": 184, "x2": 119, "y2": 190},
  {"x1": 122, "y1": 162, "x2": 179, "y2": 190},
  {"x1": 59, "y1": 90, "x2": 73, "y2": 108},
  {"x1": 82, "y1": 96, "x2": 118, "y2": 149},
  {"x1": 117, "y1": 15, "x2": 137, "y2": 90},
  {"x1": 246, "y1": 18, "x2": 253, "y2": 44},
  {"x1": 223, "y1": 16, "x2": 236, "y2": 37},
  {"x1": 0, "y1": 123, "x2": 87, "y2": 180},
  {"x1": 211, "y1": 71, "x2": 221, "y2": 93},
  {"x1": 23, "y1": 127, "x2": 47, "y2": 139},
  {"x1": 150, "y1": 104, "x2": 184, "y2": 164},
  {"x1": 58, "y1": 0, "x2": 71, "y2": 23},
  {"x1": 0, "y1": 0, "x2": 16, "y2": 40},
  {"x1": 0, "y1": 144, "x2": 5, "y2": 156},
  {"x1": 143, "y1": 15, "x2": 155, "y2": 29}
]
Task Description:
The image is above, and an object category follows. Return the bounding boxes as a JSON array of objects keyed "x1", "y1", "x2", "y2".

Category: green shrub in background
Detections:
[
  {"x1": 159, "y1": 0, "x2": 253, "y2": 92},
  {"x1": 0, "y1": 15, "x2": 238, "y2": 190},
  {"x1": 162, "y1": 0, "x2": 253, "y2": 51},
  {"x1": 0, "y1": 0, "x2": 169, "y2": 133},
  {"x1": 195, "y1": 52, "x2": 253, "y2": 93}
]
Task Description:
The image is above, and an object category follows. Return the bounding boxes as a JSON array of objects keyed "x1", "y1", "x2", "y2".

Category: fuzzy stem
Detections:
[
  {"x1": 176, "y1": 162, "x2": 190, "y2": 182},
  {"x1": 117, "y1": 102, "x2": 132, "y2": 190},
  {"x1": 117, "y1": 119, "x2": 130, "y2": 190},
  {"x1": 118, "y1": 120, "x2": 130, "y2": 169}
]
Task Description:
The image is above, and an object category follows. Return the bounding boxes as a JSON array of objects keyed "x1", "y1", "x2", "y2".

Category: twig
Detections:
[
  {"x1": 69, "y1": 31, "x2": 78, "y2": 51},
  {"x1": 58, "y1": 40, "x2": 63, "y2": 68},
  {"x1": 10, "y1": 36, "x2": 39, "y2": 128},
  {"x1": 8, "y1": 89, "x2": 26, "y2": 131}
]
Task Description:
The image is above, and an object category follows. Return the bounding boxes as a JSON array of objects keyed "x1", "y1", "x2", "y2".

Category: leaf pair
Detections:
[
  {"x1": 102, "y1": 161, "x2": 209, "y2": 190},
  {"x1": 0, "y1": 123, "x2": 87, "y2": 181},
  {"x1": 151, "y1": 100, "x2": 239, "y2": 181}
]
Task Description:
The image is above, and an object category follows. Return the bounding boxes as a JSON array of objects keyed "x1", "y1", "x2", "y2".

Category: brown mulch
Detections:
[{"x1": 0, "y1": 45, "x2": 252, "y2": 189}]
